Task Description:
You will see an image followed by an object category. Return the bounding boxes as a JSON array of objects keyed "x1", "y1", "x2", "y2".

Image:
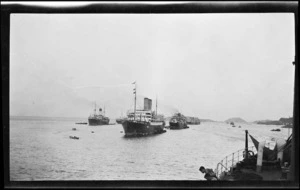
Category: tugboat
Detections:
[
  {"x1": 169, "y1": 112, "x2": 189, "y2": 129},
  {"x1": 121, "y1": 82, "x2": 166, "y2": 137},
  {"x1": 88, "y1": 103, "x2": 110, "y2": 125}
]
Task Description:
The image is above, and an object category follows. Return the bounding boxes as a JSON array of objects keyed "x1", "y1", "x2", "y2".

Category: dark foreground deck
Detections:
[{"x1": 240, "y1": 168, "x2": 284, "y2": 181}]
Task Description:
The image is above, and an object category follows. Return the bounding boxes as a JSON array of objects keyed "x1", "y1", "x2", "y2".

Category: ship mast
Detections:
[
  {"x1": 94, "y1": 102, "x2": 97, "y2": 115},
  {"x1": 156, "y1": 96, "x2": 158, "y2": 116},
  {"x1": 133, "y1": 81, "x2": 136, "y2": 120}
]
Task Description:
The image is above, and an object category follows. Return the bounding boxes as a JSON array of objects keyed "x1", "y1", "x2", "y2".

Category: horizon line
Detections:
[{"x1": 9, "y1": 115, "x2": 291, "y2": 122}]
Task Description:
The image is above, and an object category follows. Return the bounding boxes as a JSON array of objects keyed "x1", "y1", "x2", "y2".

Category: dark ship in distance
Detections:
[
  {"x1": 186, "y1": 116, "x2": 201, "y2": 125},
  {"x1": 88, "y1": 104, "x2": 110, "y2": 126},
  {"x1": 169, "y1": 113, "x2": 189, "y2": 129},
  {"x1": 121, "y1": 84, "x2": 166, "y2": 137},
  {"x1": 116, "y1": 111, "x2": 126, "y2": 124},
  {"x1": 116, "y1": 117, "x2": 126, "y2": 124}
]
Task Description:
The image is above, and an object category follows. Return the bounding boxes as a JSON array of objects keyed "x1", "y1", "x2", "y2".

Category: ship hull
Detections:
[
  {"x1": 122, "y1": 120, "x2": 165, "y2": 137},
  {"x1": 187, "y1": 122, "x2": 201, "y2": 125},
  {"x1": 88, "y1": 118, "x2": 109, "y2": 126},
  {"x1": 169, "y1": 121, "x2": 188, "y2": 129}
]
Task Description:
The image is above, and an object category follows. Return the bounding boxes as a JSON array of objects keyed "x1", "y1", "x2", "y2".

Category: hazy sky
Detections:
[{"x1": 10, "y1": 13, "x2": 295, "y2": 121}]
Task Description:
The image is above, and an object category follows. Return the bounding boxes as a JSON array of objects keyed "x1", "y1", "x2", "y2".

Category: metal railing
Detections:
[
  {"x1": 214, "y1": 145, "x2": 257, "y2": 178},
  {"x1": 128, "y1": 114, "x2": 151, "y2": 122}
]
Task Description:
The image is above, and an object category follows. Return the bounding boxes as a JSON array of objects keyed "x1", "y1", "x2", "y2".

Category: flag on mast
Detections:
[{"x1": 133, "y1": 81, "x2": 136, "y2": 94}]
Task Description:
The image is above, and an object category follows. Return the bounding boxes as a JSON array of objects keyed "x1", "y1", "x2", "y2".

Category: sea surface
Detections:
[{"x1": 9, "y1": 116, "x2": 291, "y2": 180}]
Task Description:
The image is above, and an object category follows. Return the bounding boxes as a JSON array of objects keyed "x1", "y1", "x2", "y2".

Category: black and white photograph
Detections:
[{"x1": 2, "y1": 1, "x2": 299, "y2": 188}]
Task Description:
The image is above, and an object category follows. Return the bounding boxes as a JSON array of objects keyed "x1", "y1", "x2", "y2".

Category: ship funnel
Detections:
[
  {"x1": 144, "y1": 98, "x2": 152, "y2": 111},
  {"x1": 148, "y1": 99, "x2": 152, "y2": 111}
]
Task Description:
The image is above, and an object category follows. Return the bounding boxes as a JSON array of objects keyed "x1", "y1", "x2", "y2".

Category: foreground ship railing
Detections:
[
  {"x1": 214, "y1": 145, "x2": 257, "y2": 179},
  {"x1": 214, "y1": 139, "x2": 277, "y2": 180}
]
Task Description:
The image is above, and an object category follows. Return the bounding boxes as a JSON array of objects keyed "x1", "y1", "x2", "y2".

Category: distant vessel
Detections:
[
  {"x1": 121, "y1": 82, "x2": 166, "y2": 137},
  {"x1": 186, "y1": 116, "x2": 201, "y2": 125},
  {"x1": 116, "y1": 111, "x2": 126, "y2": 124},
  {"x1": 88, "y1": 103, "x2": 110, "y2": 125},
  {"x1": 169, "y1": 113, "x2": 189, "y2": 129},
  {"x1": 69, "y1": 136, "x2": 79, "y2": 140},
  {"x1": 116, "y1": 117, "x2": 125, "y2": 124}
]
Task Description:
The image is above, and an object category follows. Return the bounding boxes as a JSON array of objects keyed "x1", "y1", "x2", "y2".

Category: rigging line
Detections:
[
  {"x1": 73, "y1": 83, "x2": 133, "y2": 90},
  {"x1": 57, "y1": 80, "x2": 135, "y2": 90}
]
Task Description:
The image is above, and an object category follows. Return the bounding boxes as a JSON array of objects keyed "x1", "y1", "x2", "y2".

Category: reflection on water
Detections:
[{"x1": 10, "y1": 117, "x2": 290, "y2": 180}]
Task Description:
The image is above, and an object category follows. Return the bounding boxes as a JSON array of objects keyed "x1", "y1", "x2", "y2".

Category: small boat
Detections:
[
  {"x1": 69, "y1": 136, "x2": 79, "y2": 140},
  {"x1": 271, "y1": 129, "x2": 281, "y2": 132},
  {"x1": 72, "y1": 128, "x2": 76, "y2": 131}
]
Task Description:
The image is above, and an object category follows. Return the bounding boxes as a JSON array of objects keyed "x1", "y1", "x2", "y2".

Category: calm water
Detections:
[{"x1": 9, "y1": 116, "x2": 290, "y2": 180}]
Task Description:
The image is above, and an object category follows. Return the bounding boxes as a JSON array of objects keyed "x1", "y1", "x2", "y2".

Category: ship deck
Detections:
[{"x1": 240, "y1": 168, "x2": 286, "y2": 181}]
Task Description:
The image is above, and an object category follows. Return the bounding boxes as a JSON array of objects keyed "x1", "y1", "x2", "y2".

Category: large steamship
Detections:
[
  {"x1": 121, "y1": 82, "x2": 166, "y2": 137},
  {"x1": 88, "y1": 103, "x2": 110, "y2": 125}
]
